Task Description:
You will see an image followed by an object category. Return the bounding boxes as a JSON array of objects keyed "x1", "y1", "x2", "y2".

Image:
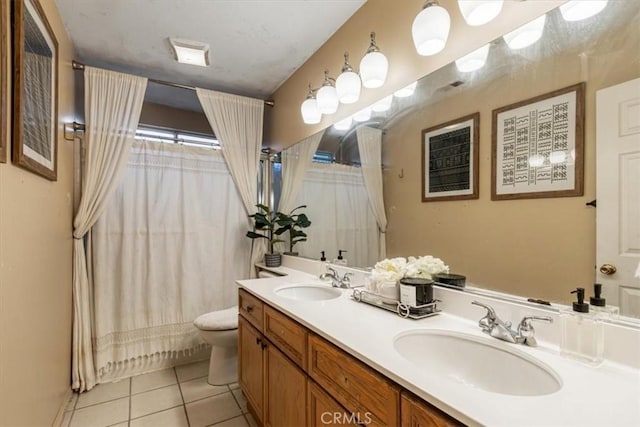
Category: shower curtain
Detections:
[{"x1": 91, "y1": 140, "x2": 250, "y2": 381}]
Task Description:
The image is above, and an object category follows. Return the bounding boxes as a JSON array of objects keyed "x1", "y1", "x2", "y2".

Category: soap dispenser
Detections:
[
  {"x1": 333, "y1": 250, "x2": 348, "y2": 266},
  {"x1": 590, "y1": 283, "x2": 619, "y2": 318},
  {"x1": 560, "y1": 287, "x2": 604, "y2": 365},
  {"x1": 320, "y1": 251, "x2": 326, "y2": 262}
]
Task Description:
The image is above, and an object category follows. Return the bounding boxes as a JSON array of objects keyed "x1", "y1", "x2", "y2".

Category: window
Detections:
[{"x1": 135, "y1": 125, "x2": 219, "y2": 149}]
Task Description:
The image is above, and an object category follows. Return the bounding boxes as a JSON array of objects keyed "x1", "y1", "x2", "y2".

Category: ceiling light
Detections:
[
  {"x1": 455, "y1": 43, "x2": 490, "y2": 72},
  {"x1": 301, "y1": 85, "x2": 321, "y2": 125},
  {"x1": 359, "y1": 32, "x2": 389, "y2": 89},
  {"x1": 169, "y1": 38, "x2": 210, "y2": 67},
  {"x1": 372, "y1": 95, "x2": 393, "y2": 112},
  {"x1": 560, "y1": 0, "x2": 608, "y2": 21},
  {"x1": 336, "y1": 52, "x2": 362, "y2": 104},
  {"x1": 412, "y1": 0, "x2": 451, "y2": 56},
  {"x1": 334, "y1": 116, "x2": 353, "y2": 131},
  {"x1": 394, "y1": 81, "x2": 418, "y2": 98},
  {"x1": 353, "y1": 106, "x2": 372, "y2": 122},
  {"x1": 458, "y1": 0, "x2": 504, "y2": 26},
  {"x1": 503, "y1": 14, "x2": 546, "y2": 50},
  {"x1": 316, "y1": 70, "x2": 339, "y2": 115}
]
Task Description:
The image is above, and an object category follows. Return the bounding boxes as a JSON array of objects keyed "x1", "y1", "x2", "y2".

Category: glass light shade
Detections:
[
  {"x1": 372, "y1": 95, "x2": 393, "y2": 112},
  {"x1": 394, "y1": 81, "x2": 418, "y2": 98},
  {"x1": 458, "y1": 1, "x2": 504, "y2": 26},
  {"x1": 301, "y1": 98, "x2": 321, "y2": 124},
  {"x1": 359, "y1": 51, "x2": 388, "y2": 89},
  {"x1": 560, "y1": 0, "x2": 608, "y2": 21},
  {"x1": 503, "y1": 14, "x2": 546, "y2": 50},
  {"x1": 334, "y1": 116, "x2": 353, "y2": 131},
  {"x1": 353, "y1": 106, "x2": 372, "y2": 122},
  {"x1": 412, "y1": 4, "x2": 451, "y2": 56},
  {"x1": 455, "y1": 44, "x2": 490, "y2": 72},
  {"x1": 316, "y1": 85, "x2": 339, "y2": 115},
  {"x1": 336, "y1": 71, "x2": 362, "y2": 104}
]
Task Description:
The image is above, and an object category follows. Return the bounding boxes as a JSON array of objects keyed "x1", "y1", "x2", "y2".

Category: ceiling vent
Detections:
[{"x1": 169, "y1": 38, "x2": 210, "y2": 67}]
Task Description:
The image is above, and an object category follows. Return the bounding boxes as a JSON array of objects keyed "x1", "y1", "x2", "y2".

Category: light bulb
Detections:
[
  {"x1": 336, "y1": 52, "x2": 362, "y2": 104},
  {"x1": 360, "y1": 32, "x2": 388, "y2": 89},
  {"x1": 503, "y1": 14, "x2": 546, "y2": 50},
  {"x1": 458, "y1": 0, "x2": 504, "y2": 26},
  {"x1": 560, "y1": 0, "x2": 608, "y2": 21},
  {"x1": 412, "y1": 2, "x2": 451, "y2": 56},
  {"x1": 334, "y1": 116, "x2": 353, "y2": 131},
  {"x1": 372, "y1": 95, "x2": 393, "y2": 112},
  {"x1": 455, "y1": 44, "x2": 490, "y2": 72},
  {"x1": 353, "y1": 107, "x2": 372, "y2": 122},
  {"x1": 316, "y1": 70, "x2": 339, "y2": 115},
  {"x1": 394, "y1": 81, "x2": 418, "y2": 98}
]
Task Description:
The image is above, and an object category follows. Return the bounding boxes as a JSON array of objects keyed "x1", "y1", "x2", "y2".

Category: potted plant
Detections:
[
  {"x1": 246, "y1": 204, "x2": 285, "y2": 267},
  {"x1": 276, "y1": 205, "x2": 312, "y2": 256}
]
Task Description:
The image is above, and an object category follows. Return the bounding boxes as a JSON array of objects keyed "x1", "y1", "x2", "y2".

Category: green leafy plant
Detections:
[
  {"x1": 276, "y1": 205, "x2": 312, "y2": 254},
  {"x1": 246, "y1": 204, "x2": 285, "y2": 254}
]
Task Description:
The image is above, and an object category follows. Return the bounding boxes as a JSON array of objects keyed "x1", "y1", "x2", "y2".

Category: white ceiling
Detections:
[{"x1": 55, "y1": 0, "x2": 366, "y2": 110}]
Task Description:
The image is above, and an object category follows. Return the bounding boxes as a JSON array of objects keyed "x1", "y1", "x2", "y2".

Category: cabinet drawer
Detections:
[
  {"x1": 308, "y1": 334, "x2": 400, "y2": 427},
  {"x1": 264, "y1": 305, "x2": 308, "y2": 370},
  {"x1": 308, "y1": 380, "x2": 359, "y2": 427},
  {"x1": 401, "y1": 392, "x2": 463, "y2": 427},
  {"x1": 239, "y1": 288, "x2": 264, "y2": 330}
]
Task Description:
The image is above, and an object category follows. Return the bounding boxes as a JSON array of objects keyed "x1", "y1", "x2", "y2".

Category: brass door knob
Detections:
[{"x1": 599, "y1": 264, "x2": 617, "y2": 275}]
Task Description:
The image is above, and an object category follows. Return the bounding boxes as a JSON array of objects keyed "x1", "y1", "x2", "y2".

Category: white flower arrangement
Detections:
[{"x1": 370, "y1": 255, "x2": 449, "y2": 289}]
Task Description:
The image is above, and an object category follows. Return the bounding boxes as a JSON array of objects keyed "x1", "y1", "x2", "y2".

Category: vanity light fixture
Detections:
[
  {"x1": 458, "y1": 0, "x2": 504, "y2": 26},
  {"x1": 169, "y1": 38, "x2": 210, "y2": 67},
  {"x1": 412, "y1": 0, "x2": 451, "y2": 56},
  {"x1": 336, "y1": 52, "x2": 362, "y2": 104},
  {"x1": 372, "y1": 95, "x2": 393, "y2": 112},
  {"x1": 316, "y1": 70, "x2": 339, "y2": 115},
  {"x1": 353, "y1": 106, "x2": 372, "y2": 122},
  {"x1": 503, "y1": 14, "x2": 546, "y2": 50},
  {"x1": 359, "y1": 32, "x2": 389, "y2": 89},
  {"x1": 394, "y1": 81, "x2": 418, "y2": 98},
  {"x1": 455, "y1": 43, "x2": 490, "y2": 72},
  {"x1": 300, "y1": 85, "x2": 322, "y2": 125},
  {"x1": 334, "y1": 116, "x2": 353, "y2": 131},
  {"x1": 560, "y1": 0, "x2": 608, "y2": 21}
]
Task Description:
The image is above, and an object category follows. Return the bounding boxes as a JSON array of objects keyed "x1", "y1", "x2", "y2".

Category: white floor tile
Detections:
[
  {"x1": 69, "y1": 397, "x2": 129, "y2": 427},
  {"x1": 180, "y1": 376, "x2": 228, "y2": 403},
  {"x1": 185, "y1": 392, "x2": 242, "y2": 427},
  {"x1": 213, "y1": 415, "x2": 249, "y2": 427},
  {"x1": 130, "y1": 406, "x2": 189, "y2": 427},
  {"x1": 130, "y1": 384, "x2": 183, "y2": 419},
  {"x1": 245, "y1": 412, "x2": 259, "y2": 427},
  {"x1": 76, "y1": 380, "x2": 130, "y2": 409},
  {"x1": 231, "y1": 389, "x2": 247, "y2": 413},
  {"x1": 131, "y1": 368, "x2": 177, "y2": 394},
  {"x1": 176, "y1": 360, "x2": 210, "y2": 383}
]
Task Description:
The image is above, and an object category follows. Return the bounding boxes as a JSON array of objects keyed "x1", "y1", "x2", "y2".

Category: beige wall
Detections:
[
  {"x1": 383, "y1": 25, "x2": 640, "y2": 303},
  {"x1": 0, "y1": 0, "x2": 75, "y2": 425},
  {"x1": 267, "y1": 0, "x2": 564, "y2": 151},
  {"x1": 139, "y1": 102, "x2": 212, "y2": 135}
]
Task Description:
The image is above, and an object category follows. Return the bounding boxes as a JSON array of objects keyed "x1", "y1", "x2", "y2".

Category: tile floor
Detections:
[{"x1": 60, "y1": 360, "x2": 258, "y2": 427}]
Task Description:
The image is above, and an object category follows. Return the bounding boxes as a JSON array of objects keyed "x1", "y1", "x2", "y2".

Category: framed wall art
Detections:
[
  {"x1": 421, "y1": 112, "x2": 479, "y2": 202},
  {"x1": 491, "y1": 82, "x2": 585, "y2": 200},
  {"x1": 12, "y1": 0, "x2": 58, "y2": 180},
  {"x1": 0, "y1": 0, "x2": 8, "y2": 163}
]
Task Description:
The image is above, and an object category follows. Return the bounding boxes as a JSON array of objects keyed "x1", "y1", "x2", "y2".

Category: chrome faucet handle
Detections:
[
  {"x1": 340, "y1": 272, "x2": 353, "y2": 288},
  {"x1": 471, "y1": 301, "x2": 497, "y2": 319},
  {"x1": 471, "y1": 301, "x2": 497, "y2": 333},
  {"x1": 518, "y1": 316, "x2": 553, "y2": 347}
]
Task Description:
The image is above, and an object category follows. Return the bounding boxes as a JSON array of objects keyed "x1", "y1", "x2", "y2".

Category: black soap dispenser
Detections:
[
  {"x1": 560, "y1": 287, "x2": 604, "y2": 365},
  {"x1": 333, "y1": 250, "x2": 348, "y2": 266},
  {"x1": 590, "y1": 283, "x2": 619, "y2": 317},
  {"x1": 320, "y1": 251, "x2": 326, "y2": 262}
]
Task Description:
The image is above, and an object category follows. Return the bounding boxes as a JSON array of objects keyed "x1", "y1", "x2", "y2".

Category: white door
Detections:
[{"x1": 596, "y1": 78, "x2": 640, "y2": 318}]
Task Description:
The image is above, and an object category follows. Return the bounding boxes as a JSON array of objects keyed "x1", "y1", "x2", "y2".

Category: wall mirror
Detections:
[{"x1": 280, "y1": 1, "x2": 640, "y2": 324}]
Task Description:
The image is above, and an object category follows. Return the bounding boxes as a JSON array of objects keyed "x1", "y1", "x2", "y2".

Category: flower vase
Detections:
[{"x1": 377, "y1": 280, "x2": 399, "y2": 305}]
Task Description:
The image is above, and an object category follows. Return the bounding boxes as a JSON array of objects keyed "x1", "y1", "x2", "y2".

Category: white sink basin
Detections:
[
  {"x1": 275, "y1": 285, "x2": 342, "y2": 301},
  {"x1": 394, "y1": 329, "x2": 562, "y2": 396}
]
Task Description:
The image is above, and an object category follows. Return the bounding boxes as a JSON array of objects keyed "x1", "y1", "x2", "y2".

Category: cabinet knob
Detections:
[
  {"x1": 256, "y1": 337, "x2": 262, "y2": 346},
  {"x1": 261, "y1": 342, "x2": 267, "y2": 350},
  {"x1": 599, "y1": 264, "x2": 617, "y2": 275},
  {"x1": 246, "y1": 304, "x2": 254, "y2": 313}
]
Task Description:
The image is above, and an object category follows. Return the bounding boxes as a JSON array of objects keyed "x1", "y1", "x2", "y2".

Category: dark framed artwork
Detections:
[
  {"x1": 0, "y1": 0, "x2": 8, "y2": 163},
  {"x1": 421, "y1": 112, "x2": 479, "y2": 202},
  {"x1": 491, "y1": 82, "x2": 585, "y2": 200},
  {"x1": 12, "y1": 0, "x2": 58, "y2": 180}
]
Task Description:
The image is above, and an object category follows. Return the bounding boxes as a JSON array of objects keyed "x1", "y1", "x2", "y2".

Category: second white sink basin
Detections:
[
  {"x1": 394, "y1": 329, "x2": 562, "y2": 396},
  {"x1": 275, "y1": 284, "x2": 342, "y2": 301}
]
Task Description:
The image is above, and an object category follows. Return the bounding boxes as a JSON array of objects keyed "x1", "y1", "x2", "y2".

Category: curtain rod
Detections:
[{"x1": 72, "y1": 61, "x2": 275, "y2": 107}]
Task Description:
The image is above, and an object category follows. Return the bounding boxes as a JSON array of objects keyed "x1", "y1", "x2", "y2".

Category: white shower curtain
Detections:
[
  {"x1": 91, "y1": 141, "x2": 250, "y2": 381},
  {"x1": 278, "y1": 131, "x2": 323, "y2": 214},
  {"x1": 294, "y1": 163, "x2": 379, "y2": 267}
]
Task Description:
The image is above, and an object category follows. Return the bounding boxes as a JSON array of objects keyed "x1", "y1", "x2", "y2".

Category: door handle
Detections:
[{"x1": 599, "y1": 264, "x2": 617, "y2": 275}]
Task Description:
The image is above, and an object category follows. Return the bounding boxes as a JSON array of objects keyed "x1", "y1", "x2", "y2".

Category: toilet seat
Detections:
[{"x1": 194, "y1": 306, "x2": 238, "y2": 331}]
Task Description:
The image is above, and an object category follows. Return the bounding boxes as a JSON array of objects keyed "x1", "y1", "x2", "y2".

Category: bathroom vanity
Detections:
[{"x1": 237, "y1": 265, "x2": 640, "y2": 426}]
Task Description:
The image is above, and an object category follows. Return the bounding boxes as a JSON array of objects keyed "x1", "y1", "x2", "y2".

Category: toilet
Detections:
[{"x1": 193, "y1": 306, "x2": 239, "y2": 386}]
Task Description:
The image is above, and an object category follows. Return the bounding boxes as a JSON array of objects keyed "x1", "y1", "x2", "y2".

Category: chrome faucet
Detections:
[
  {"x1": 319, "y1": 267, "x2": 353, "y2": 288},
  {"x1": 471, "y1": 301, "x2": 552, "y2": 347}
]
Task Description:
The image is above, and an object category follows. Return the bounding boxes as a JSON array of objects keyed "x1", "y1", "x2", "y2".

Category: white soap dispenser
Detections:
[
  {"x1": 560, "y1": 287, "x2": 604, "y2": 365},
  {"x1": 333, "y1": 250, "x2": 348, "y2": 266}
]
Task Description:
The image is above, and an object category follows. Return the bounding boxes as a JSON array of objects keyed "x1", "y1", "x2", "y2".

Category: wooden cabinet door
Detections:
[
  {"x1": 401, "y1": 393, "x2": 463, "y2": 427},
  {"x1": 264, "y1": 341, "x2": 307, "y2": 427},
  {"x1": 308, "y1": 380, "x2": 360, "y2": 427},
  {"x1": 239, "y1": 316, "x2": 264, "y2": 423}
]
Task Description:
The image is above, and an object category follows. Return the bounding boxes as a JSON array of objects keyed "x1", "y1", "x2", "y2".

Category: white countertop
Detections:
[{"x1": 237, "y1": 268, "x2": 640, "y2": 427}]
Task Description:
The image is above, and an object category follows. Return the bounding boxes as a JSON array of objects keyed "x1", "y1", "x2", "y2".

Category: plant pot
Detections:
[{"x1": 264, "y1": 253, "x2": 282, "y2": 267}]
